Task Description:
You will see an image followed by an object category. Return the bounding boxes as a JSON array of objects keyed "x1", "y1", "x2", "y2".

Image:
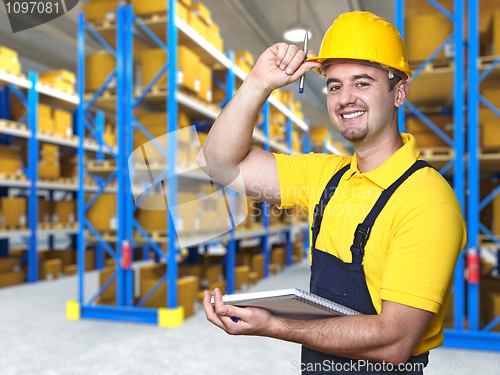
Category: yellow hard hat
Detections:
[{"x1": 307, "y1": 11, "x2": 412, "y2": 82}]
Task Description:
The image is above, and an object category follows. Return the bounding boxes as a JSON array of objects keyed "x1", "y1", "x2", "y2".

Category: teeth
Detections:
[{"x1": 342, "y1": 111, "x2": 365, "y2": 119}]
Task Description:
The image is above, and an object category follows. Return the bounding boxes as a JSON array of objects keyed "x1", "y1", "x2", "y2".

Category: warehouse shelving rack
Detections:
[
  {"x1": 0, "y1": 69, "x2": 81, "y2": 284},
  {"x1": 396, "y1": 0, "x2": 500, "y2": 350},
  {"x1": 72, "y1": 0, "x2": 312, "y2": 326}
]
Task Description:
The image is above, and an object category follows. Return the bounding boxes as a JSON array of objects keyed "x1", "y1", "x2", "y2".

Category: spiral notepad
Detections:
[{"x1": 211, "y1": 288, "x2": 361, "y2": 319}]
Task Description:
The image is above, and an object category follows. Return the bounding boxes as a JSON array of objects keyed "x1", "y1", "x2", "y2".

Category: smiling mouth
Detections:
[{"x1": 341, "y1": 110, "x2": 367, "y2": 119}]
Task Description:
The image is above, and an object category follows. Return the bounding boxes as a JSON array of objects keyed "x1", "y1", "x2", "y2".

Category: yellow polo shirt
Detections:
[{"x1": 274, "y1": 133, "x2": 466, "y2": 355}]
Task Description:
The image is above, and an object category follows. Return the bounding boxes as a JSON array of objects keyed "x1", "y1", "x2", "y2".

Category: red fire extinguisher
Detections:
[
  {"x1": 467, "y1": 249, "x2": 479, "y2": 283},
  {"x1": 122, "y1": 240, "x2": 132, "y2": 270}
]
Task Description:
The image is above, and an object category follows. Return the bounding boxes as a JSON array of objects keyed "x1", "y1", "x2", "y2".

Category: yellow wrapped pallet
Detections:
[
  {"x1": 405, "y1": 13, "x2": 453, "y2": 63},
  {"x1": 281, "y1": 91, "x2": 293, "y2": 106},
  {"x1": 11, "y1": 100, "x2": 53, "y2": 132},
  {"x1": 0, "y1": 197, "x2": 27, "y2": 227},
  {"x1": 85, "y1": 52, "x2": 115, "y2": 92},
  {"x1": 190, "y1": 2, "x2": 211, "y2": 25},
  {"x1": 0, "y1": 46, "x2": 20, "y2": 75}
]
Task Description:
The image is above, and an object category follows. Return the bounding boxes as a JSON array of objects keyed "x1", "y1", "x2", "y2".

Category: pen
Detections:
[
  {"x1": 230, "y1": 317, "x2": 239, "y2": 323},
  {"x1": 299, "y1": 30, "x2": 309, "y2": 94}
]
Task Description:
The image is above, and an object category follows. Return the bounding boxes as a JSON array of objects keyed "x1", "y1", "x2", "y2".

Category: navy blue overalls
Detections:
[{"x1": 301, "y1": 160, "x2": 432, "y2": 374}]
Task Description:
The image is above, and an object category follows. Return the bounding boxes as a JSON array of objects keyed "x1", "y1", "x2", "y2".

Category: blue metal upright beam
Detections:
[
  {"x1": 467, "y1": 0, "x2": 480, "y2": 333},
  {"x1": 167, "y1": 0, "x2": 179, "y2": 309},
  {"x1": 262, "y1": 101, "x2": 271, "y2": 278},
  {"x1": 394, "y1": 0, "x2": 406, "y2": 133},
  {"x1": 77, "y1": 11, "x2": 86, "y2": 305},
  {"x1": 27, "y1": 72, "x2": 39, "y2": 283}
]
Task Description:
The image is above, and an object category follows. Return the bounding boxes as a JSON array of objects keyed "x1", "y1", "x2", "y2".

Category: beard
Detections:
[{"x1": 341, "y1": 125, "x2": 368, "y2": 143}]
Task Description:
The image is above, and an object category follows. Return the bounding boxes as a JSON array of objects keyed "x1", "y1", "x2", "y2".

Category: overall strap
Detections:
[
  {"x1": 350, "y1": 160, "x2": 434, "y2": 264},
  {"x1": 311, "y1": 164, "x2": 351, "y2": 248}
]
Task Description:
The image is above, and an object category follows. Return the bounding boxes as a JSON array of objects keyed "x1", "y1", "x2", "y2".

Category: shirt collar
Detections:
[{"x1": 342, "y1": 133, "x2": 420, "y2": 189}]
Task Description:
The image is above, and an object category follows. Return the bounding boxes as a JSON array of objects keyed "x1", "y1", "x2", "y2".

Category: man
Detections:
[{"x1": 199, "y1": 11, "x2": 466, "y2": 375}]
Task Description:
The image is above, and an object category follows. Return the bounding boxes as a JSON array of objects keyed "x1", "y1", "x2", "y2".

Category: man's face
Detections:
[{"x1": 325, "y1": 63, "x2": 399, "y2": 144}]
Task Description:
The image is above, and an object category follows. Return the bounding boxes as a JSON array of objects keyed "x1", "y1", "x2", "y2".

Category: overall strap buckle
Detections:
[
  {"x1": 311, "y1": 204, "x2": 325, "y2": 232},
  {"x1": 352, "y1": 223, "x2": 372, "y2": 253}
]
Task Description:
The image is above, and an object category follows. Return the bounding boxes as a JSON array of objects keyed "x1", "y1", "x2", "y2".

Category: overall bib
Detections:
[{"x1": 301, "y1": 160, "x2": 432, "y2": 374}]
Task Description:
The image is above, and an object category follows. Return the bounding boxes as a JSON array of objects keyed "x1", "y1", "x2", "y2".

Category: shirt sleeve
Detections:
[
  {"x1": 273, "y1": 153, "x2": 312, "y2": 209},
  {"x1": 380, "y1": 201, "x2": 466, "y2": 313}
]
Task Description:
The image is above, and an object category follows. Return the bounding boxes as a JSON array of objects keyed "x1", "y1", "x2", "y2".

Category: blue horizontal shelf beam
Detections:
[
  {"x1": 443, "y1": 330, "x2": 500, "y2": 351},
  {"x1": 81, "y1": 305, "x2": 158, "y2": 324}
]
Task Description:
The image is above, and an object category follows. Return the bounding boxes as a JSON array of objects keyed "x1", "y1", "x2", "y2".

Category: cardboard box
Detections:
[
  {"x1": 406, "y1": 115, "x2": 454, "y2": 148},
  {"x1": 39, "y1": 198, "x2": 50, "y2": 223},
  {"x1": 39, "y1": 259, "x2": 62, "y2": 280},
  {"x1": 281, "y1": 91, "x2": 293, "y2": 106},
  {"x1": 406, "y1": 13, "x2": 453, "y2": 62},
  {"x1": 137, "y1": 194, "x2": 168, "y2": 231},
  {"x1": 481, "y1": 122, "x2": 500, "y2": 149},
  {"x1": 197, "y1": 62, "x2": 212, "y2": 102},
  {"x1": 85, "y1": 52, "x2": 115, "y2": 92},
  {"x1": 0, "y1": 145, "x2": 23, "y2": 175},
  {"x1": 190, "y1": 2, "x2": 211, "y2": 24},
  {"x1": 61, "y1": 153, "x2": 78, "y2": 178},
  {"x1": 484, "y1": 11, "x2": 500, "y2": 56},
  {"x1": 188, "y1": 10, "x2": 208, "y2": 39},
  {"x1": 46, "y1": 249, "x2": 74, "y2": 268},
  {"x1": 0, "y1": 272, "x2": 24, "y2": 288},
  {"x1": 207, "y1": 22, "x2": 223, "y2": 51},
  {"x1": 99, "y1": 266, "x2": 117, "y2": 301},
  {"x1": 53, "y1": 109, "x2": 73, "y2": 136},
  {"x1": 39, "y1": 160, "x2": 60, "y2": 179},
  {"x1": 52, "y1": 200, "x2": 76, "y2": 223},
  {"x1": 0, "y1": 46, "x2": 18, "y2": 60},
  {"x1": 131, "y1": 0, "x2": 188, "y2": 21},
  {"x1": 0, "y1": 197, "x2": 26, "y2": 227},
  {"x1": 40, "y1": 70, "x2": 76, "y2": 84},
  {"x1": 0, "y1": 257, "x2": 20, "y2": 273},
  {"x1": 82, "y1": 0, "x2": 121, "y2": 22},
  {"x1": 494, "y1": 193, "x2": 500, "y2": 236},
  {"x1": 235, "y1": 265, "x2": 250, "y2": 290},
  {"x1": 86, "y1": 193, "x2": 116, "y2": 231},
  {"x1": 11, "y1": 101, "x2": 52, "y2": 131},
  {"x1": 141, "y1": 46, "x2": 200, "y2": 93},
  {"x1": 0, "y1": 57, "x2": 21, "y2": 75},
  {"x1": 251, "y1": 253, "x2": 264, "y2": 280},
  {"x1": 309, "y1": 125, "x2": 330, "y2": 145}
]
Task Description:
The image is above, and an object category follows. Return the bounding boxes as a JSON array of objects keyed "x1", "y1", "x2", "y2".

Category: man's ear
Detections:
[{"x1": 394, "y1": 80, "x2": 409, "y2": 108}]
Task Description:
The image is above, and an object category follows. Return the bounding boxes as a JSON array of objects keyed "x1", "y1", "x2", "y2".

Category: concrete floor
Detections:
[{"x1": 0, "y1": 260, "x2": 499, "y2": 375}]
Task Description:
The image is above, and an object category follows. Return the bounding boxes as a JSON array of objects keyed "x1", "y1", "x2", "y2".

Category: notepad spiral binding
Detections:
[{"x1": 294, "y1": 289, "x2": 362, "y2": 316}]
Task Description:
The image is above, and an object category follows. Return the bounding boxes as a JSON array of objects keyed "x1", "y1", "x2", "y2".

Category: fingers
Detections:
[
  {"x1": 202, "y1": 289, "x2": 225, "y2": 330},
  {"x1": 273, "y1": 43, "x2": 321, "y2": 78}
]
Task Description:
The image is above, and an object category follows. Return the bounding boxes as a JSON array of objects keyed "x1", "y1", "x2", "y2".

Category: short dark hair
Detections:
[{"x1": 388, "y1": 75, "x2": 402, "y2": 92}]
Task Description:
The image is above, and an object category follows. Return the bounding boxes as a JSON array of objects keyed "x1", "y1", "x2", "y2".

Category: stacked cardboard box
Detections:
[
  {"x1": 0, "y1": 197, "x2": 27, "y2": 227},
  {"x1": 82, "y1": 0, "x2": 126, "y2": 22},
  {"x1": 53, "y1": 109, "x2": 73, "y2": 137},
  {"x1": 480, "y1": 89, "x2": 500, "y2": 149},
  {"x1": 493, "y1": 193, "x2": 500, "y2": 236},
  {"x1": 405, "y1": 115, "x2": 454, "y2": 149},
  {"x1": 86, "y1": 51, "x2": 115, "y2": 92},
  {"x1": 405, "y1": 13, "x2": 453, "y2": 62},
  {"x1": 207, "y1": 21, "x2": 224, "y2": 51},
  {"x1": 39, "y1": 197, "x2": 50, "y2": 224},
  {"x1": 130, "y1": 0, "x2": 190, "y2": 21},
  {"x1": 290, "y1": 100, "x2": 304, "y2": 121},
  {"x1": 39, "y1": 70, "x2": 76, "y2": 94},
  {"x1": 235, "y1": 51, "x2": 254, "y2": 74},
  {"x1": 0, "y1": 46, "x2": 21, "y2": 75},
  {"x1": 0, "y1": 145, "x2": 23, "y2": 175},
  {"x1": 60, "y1": 151, "x2": 78, "y2": 179},
  {"x1": 86, "y1": 193, "x2": 116, "y2": 231},
  {"x1": 188, "y1": 2, "x2": 211, "y2": 39},
  {"x1": 0, "y1": 256, "x2": 24, "y2": 287},
  {"x1": 11, "y1": 99, "x2": 53, "y2": 133},
  {"x1": 52, "y1": 200, "x2": 76, "y2": 223},
  {"x1": 484, "y1": 11, "x2": 500, "y2": 56},
  {"x1": 103, "y1": 124, "x2": 116, "y2": 147},
  {"x1": 38, "y1": 144, "x2": 60, "y2": 179},
  {"x1": 309, "y1": 126, "x2": 330, "y2": 147}
]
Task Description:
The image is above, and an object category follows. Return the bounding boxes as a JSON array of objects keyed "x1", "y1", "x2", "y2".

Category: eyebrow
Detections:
[{"x1": 326, "y1": 74, "x2": 376, "y2": 86}]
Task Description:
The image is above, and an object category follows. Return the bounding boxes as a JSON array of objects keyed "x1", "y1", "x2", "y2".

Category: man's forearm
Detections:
[
  {"x1": 269, "y1": 314, "x2": 412, "y2": 365},
  {"x1": 201, "y1": 75, "x2": 271, "y2": 166}
]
